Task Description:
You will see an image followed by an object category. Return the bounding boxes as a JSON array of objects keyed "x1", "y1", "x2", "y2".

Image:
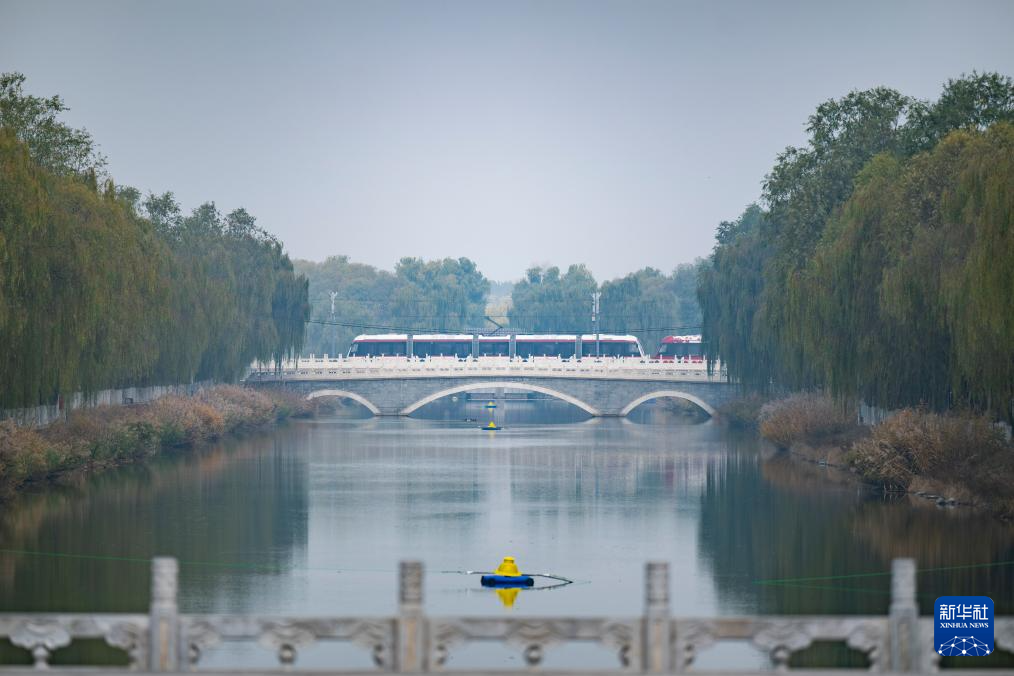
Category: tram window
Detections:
[
  {"x1": 478, "y1": 341, "x2": 510, "y2": 356},
  {"x1": 588, "y1": 342, "x2": 640, "y2": 357},
  {"x1": 413, "y1": 341, "x2": 472, "y2": 358},
  {"x1": 659, "y1": 343, "x2": 701, "y2": 358},
  {"x1": 516, "y1": 341, "x2": 575, "y2": 358},
  {"x1": 351, "y1": 341, "x2": 407, "y2": 357}
]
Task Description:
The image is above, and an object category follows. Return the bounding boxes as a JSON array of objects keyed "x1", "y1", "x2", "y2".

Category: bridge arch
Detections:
[
  {"x1": 305, "y1": 389, "x2": 382, "y2": 415},
  {"x1": 619, "y1": 390, "x2": 717, "y2": 417},
  {"x1": 400, "y1": 381, "x2": 601, "y2": 417}
]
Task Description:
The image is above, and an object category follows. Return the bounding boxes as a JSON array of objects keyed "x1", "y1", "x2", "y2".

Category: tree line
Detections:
[
  {"x1": 509, "y1": 263, "x2": 702, "y2": 354},
  {"x1": 0, "y1": 73, "x2": 308, "y2": 409},
  {"x1": 294, "y1": 255, "x2": 490, "y2": 356},
  {"x1": 697, "y1": 72, "x2": 1014, "y2": 422},
  {"x1": 295, "y1": 256, "x2": 703, "y2": 357}
]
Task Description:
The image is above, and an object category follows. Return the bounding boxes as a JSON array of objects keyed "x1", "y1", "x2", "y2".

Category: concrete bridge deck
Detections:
[{"x1": 245, "y1": 358, "x2": 738, "y2": 417}]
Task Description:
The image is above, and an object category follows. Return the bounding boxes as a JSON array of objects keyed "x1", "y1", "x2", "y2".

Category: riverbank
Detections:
[
  {"x1": 0, "y1": 385, "x2": 314, "y2": 498},
  {"x1": 726, "y1": 393, "x2": 1014, "y2": 520}
]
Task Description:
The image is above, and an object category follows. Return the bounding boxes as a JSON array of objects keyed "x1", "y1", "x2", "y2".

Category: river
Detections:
[{"x1": 1, "y1": 399, "x2": 1011, "y2": 669}]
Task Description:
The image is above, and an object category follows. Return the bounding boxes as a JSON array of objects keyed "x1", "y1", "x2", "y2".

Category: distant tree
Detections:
[
  {"x1": 901, "y1": 72, "x2": 1014, "y2": 154},
  {"x1": 509, "y1": 264, "x2": 596, "y2": 333},
  {"x1": 0, "y1": 72, "x2": 106, "y2": 175},
  {"x1": 294, "y1": 255, "x2": 490, "y2": 356}
]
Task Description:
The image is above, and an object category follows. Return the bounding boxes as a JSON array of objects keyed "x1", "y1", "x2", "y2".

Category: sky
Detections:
[{"x1": 3, "y1": 0, "x2": 1014, "y2": 282}]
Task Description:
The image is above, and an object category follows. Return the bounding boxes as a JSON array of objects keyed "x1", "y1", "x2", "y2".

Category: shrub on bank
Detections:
[
  {"x1": 147, "y1": 396, "x2": 226, "y2": 446},
  {"x1": 0, "y1": 421, "x2": 59, "y2": 494},
  {"x1": 0, "y1": 386, "x2": 313, "y2": 497},
  {"x1": 198, "y1": 386, "x2": 274, "y2": 430},
  {"x1": 758, "y1": 393, "x2": 857, "y2": 449},
  {"x1": 717, "y1": 394, "x2": 770, "y2": 428},
  {"x1": 848, "y1": 409, "x2": 1014, "y2": 515}
]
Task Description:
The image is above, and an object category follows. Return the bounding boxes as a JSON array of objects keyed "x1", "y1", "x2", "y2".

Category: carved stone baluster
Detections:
[
  {"x1": 10, "y1": 620, "x2": 71, "y2": 669},
  {"x1": 105, "y1": 621, "x2": 148, "y2": 669},
  {"x1": 753, "y1": 621, "x2": 812, "y2": 672},
  {"x1": 149, "y1": 557, "x2": 179, "y2": 672},
  {"x1": 845, "y1": 621, "x2": 886, "y2": 672},
  {"x1": 643, "y1": 561, "x2": 670, "y2": 673},
  {"x1": 397, "y1": 560, "x2": 424, "y2": 672},
  {"x1": 889, "y1": 558, "x2": 917, "y2": 673},
  {"x1": 349, "y1": 621, "x2": 392, "y2": 669},
  {"x1": 598, "y1": 622, "x2": 636, "y2": 670},
  {"x1": 258, "y1": 622, "x2": 315, "y2": 668},
  {"x1": 673, "y1": 620, "x2": 715, "y2": 673}
]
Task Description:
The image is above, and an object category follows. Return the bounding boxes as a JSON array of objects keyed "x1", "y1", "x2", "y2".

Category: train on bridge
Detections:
[
  {"x1": 346, "y1": 333, "x2": 704, "y2": 363},
  {"x1": 653, "y1": 334, "x2": 704, "y2": 363}
]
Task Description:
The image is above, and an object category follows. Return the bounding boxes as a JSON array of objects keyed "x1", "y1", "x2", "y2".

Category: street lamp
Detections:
[{"x1": 329, "y1": 290, "x2": 338, "y2": 358}]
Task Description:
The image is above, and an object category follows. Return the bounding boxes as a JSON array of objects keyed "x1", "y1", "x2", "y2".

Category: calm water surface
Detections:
[{"x1": 2, "y1": 399, "x2": 1012, "y2": 668}]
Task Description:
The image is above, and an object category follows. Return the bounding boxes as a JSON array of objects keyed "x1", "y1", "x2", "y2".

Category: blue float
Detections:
[
  {"x1": 480, "y1": 556, "x2": 533, "y2": 587},
  {"x1": 480, "y1": 574, "x2": 535, "y2": 587}
]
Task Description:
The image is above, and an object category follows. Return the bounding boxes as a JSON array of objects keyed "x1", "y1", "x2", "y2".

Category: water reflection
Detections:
[
  {"x1": 496, "y1": 587, "x2": 519, "y2": 608},
  {"x1": 1, "y1": 401, "x2": 1011, "y2": 632},
  {"x1": 0, "y1": 432, "x2": 309, "y2": 614},
  {"x1": 697, "y1": 431, "x2": 1014, "y2": 616}
]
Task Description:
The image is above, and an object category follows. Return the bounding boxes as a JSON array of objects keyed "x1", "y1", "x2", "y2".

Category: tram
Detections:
[
  {"x1": 653, "y1": 335, "x2": 704, "y2": 363},
  {"x1": 346, "y1": 333, "x2": 644, "y2": 361}
]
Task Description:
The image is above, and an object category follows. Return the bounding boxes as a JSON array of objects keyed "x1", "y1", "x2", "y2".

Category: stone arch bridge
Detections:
[{"x1": 246, "y1": 359, "x2": 738, "y2": 417}]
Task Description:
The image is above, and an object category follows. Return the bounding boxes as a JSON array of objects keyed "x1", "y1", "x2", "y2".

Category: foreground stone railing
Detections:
[{"x1": 1, "y1": 559, "x2": 1011, "y2": 673}]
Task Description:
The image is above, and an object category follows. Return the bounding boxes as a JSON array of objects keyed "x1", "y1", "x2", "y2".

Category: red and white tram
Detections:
[
  {"x1": 346, "y1": 333, "x2": 644, "y2": 360},
  {"x1": 653, "y1": 335, "x2": 704, "y2": 363}
]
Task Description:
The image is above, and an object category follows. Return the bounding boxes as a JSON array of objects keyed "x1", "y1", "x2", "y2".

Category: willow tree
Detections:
[
  {"x1": 0, "y1": 73, "x2": 309, "y2": 408},
  {"x1": 879, "y1": 124, "x2": 1014, "y2": 419},
  {"x1": 760, "y1": 87, "x2": 915, "y2": 388},
  {"x1": 0, "y1": 130, "x2": 165, "y2": 407},
  {"x1": 697, "y1": 205, "x2": 776, "y2": 388},
  {"x1": 700, "y1": 73, "x2": 1014, "y2": 423}
]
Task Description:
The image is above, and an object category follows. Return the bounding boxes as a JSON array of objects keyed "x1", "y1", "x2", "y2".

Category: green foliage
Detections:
[
  {"x1": 509, "y1": 264, "x2": 597, "y2": 333},
  {"x1": 510, "y1": 263, "x2": 702, "y2": 352},
  {"x1": 699, "y1": 73, "x2": 1014, "y2": 422},
  {"x1": 0, "y1": 72, "x2": 106, "y2": 175},
  {"x1": 294, "y1": 255, "x2": 489, "y2": 356},
  {"x1": 297, "y1": 254, "x2": 702, "y2": 357},
  {"x1": 900, "y1": 71, "x2": 1014, "y2": 154},
  {"x1": 0, "y1": 74, "x2": 308, "y2": 408},
  {"x1": 599, "y1": 264, "x2": 702, "y2": 355},
  {"x1": 697, "y1": 205, "x2": 774, "y2": 386}
]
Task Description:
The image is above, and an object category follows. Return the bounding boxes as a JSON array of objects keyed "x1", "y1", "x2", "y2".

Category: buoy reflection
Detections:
[{"x1": 495, "y1": 587, "x2": 520, "y2": 607}]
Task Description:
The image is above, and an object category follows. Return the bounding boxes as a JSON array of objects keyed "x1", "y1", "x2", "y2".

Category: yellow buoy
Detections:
[{"x1": 495, "y1": 556, "x2": 520, "y2": 576}]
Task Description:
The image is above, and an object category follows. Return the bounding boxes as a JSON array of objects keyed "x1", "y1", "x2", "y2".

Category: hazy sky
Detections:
[{"x1": 3, "y1": 1, "x2": 1013, "y2": 281}]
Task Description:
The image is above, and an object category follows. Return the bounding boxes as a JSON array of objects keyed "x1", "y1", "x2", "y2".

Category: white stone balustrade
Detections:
[{"x1": 2, "y1": 557, "x2": 1010, "y2": 673}]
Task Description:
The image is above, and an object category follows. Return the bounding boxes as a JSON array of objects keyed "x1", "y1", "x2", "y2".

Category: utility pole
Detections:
[
  {"x1": 329, "y1": 290, "x2": 338, "y2": 358},
  {"x1": 591, "y1": 291, "x2": 601, "y2": 359}
]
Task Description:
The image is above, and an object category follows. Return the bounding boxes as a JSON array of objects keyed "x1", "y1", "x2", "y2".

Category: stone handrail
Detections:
[
  {"x1": 246, "y1": 358, "x2": 726, "y2": 383},
  {"x1": 2, "y1": 558, "x2": 1010, "y2": 673}
]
